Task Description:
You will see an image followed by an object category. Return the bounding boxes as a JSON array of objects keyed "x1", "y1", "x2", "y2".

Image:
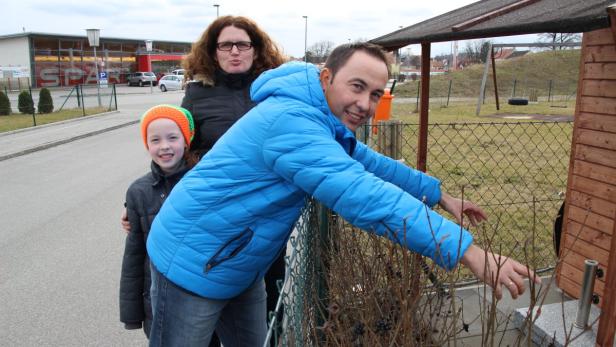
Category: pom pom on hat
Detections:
[{"x1": 140, "y1": 105, "x2": 195, "y2": 148}]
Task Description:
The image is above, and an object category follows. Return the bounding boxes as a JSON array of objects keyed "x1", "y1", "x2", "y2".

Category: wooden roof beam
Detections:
[{"x1": 452, "y1": 0, "x2": 541, "y2": 32}]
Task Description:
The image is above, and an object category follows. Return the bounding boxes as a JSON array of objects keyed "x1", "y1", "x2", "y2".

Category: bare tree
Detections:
[
  {"x1": 538, "y1": 32, "x2": 582, "y2": 50},
  {"x1": 463, "y1": 39, "x2": 491, "y2": 64},
  {"x1": 306, "y1": 40, "x2": 335, "y2": 63}
]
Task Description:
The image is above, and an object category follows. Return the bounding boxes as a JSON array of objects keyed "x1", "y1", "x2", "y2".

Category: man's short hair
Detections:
[{"x1": 324, "y1": 42, "x2": 391, "y2": 79}]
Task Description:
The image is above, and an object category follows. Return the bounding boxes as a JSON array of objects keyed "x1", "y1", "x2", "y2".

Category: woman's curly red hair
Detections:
[{"x1": 183, "y1": 16, "x2": 285, "y2": 82}]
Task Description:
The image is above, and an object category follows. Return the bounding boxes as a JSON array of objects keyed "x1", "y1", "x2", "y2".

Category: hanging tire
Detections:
[{"x1": 508, "y1": 97, "x2": 528, "y2": 106}]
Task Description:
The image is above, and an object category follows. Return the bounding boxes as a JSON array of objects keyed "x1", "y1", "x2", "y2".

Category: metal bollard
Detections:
[{"x1": 574, "y1": 259, "x2": 598, "y2": 329}]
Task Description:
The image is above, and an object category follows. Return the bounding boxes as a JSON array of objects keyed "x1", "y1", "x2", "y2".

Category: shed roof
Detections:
[{"x1": 370, "y1": 0, "x2": 614, "y2": 50}]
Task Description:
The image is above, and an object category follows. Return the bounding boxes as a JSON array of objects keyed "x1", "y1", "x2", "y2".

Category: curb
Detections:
[{"x1": 0, "y1": 117, "x2": 138, "y2": 162}]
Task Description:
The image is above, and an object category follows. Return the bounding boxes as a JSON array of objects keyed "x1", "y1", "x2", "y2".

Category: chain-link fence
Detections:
[
  {"x1": 368, "y1": 121, "x2": 573, "y2": 278},
  {"x1": 1, "y1": 84, "x2": 118, "y2": 128},
  {"x1": 267, "y1": 120, "x2": 573, "y2": 345}
]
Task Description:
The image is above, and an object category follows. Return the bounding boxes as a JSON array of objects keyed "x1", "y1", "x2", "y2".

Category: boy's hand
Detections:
[
  {"x1": 121, "y1": 208, "x2": 131, "y2": 233},
  {"x1": 461, "y1": 245, "x2": 541, "y2": 300}
]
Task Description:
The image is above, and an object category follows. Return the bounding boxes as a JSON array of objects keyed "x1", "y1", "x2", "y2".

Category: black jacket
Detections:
[
  {"x1": 181, "y1": 69, "x2": 256, "y2": 157},
  {"x1": 119, "y1": 161, "x2": 189, "y2": 336}
]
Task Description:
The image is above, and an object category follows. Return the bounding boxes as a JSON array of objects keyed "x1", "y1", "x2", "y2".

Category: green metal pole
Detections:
[
  {"x1": 76, "y1": 84, "x2": 81, "y2": 107},
  {"x1": 29, "y1": 85, "x2": 36, "y2": 126},
  {"x1": 316, "y1": 203, "x2": 330, "y2": 344},
  {"x1": 81, "y1": 85, "x2": 86, "y2": 117},
  {"x1": 446, "y1": 79, "x2": 452, "y2": 107},
  {"x1": 415, "y1": 81, "x2": 420, "y2": 112},
  {"x1": 113, "y1": 83, "x2": 118, "y2": 110}
]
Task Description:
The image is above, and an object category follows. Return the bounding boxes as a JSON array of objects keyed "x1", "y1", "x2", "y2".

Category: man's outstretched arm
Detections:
[{"x1": 461, "y1": 244, "x2": 541, "y2": 300}]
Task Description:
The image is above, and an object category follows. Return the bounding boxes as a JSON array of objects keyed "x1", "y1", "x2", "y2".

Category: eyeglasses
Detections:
[{"x1": 216, "y1": 41, "x2": 253, "y2": 51}]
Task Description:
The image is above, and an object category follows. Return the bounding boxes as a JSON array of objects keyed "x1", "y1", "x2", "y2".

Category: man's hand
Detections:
[
  {"x1": 461, "y1": 245, "x2": 541, "y2": 300},
  {"x1": 121, "y1": 207, "x2": 131, "y2": 233},
  {"x1": 439, "y1": 192, "x2": 487, "y2": 227}
]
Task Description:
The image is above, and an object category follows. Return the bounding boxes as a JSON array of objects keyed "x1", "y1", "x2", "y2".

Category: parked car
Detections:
[
  {"x1": 158, "y1": 74, "x2": 185, "y2": 92},
  {"x1": 171, "y1": 69, "x2": 185, "y2": 76},
  {"x1": 127, "y1": 72, "x2": 157, "y2": 87}
]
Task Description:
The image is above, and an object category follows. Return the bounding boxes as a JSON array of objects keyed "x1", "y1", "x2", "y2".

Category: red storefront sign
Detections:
[{"x1": 35, "y1": 62, "x2": 126, "y2": 87}]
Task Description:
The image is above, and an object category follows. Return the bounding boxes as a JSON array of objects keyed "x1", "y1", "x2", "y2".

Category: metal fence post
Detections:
[
  {"x1": 113, "y1": 83, "x2": 118, "y2": 110},
  {"x1": 76, "y1": 84, "x2": 81, "y2": 107},
  {"x1": 316, "y1": 202, "x2": 330, "y2": 331},
  {"x1": 80, "y1": 85, "x2": 86, "y2": 117},
  {"x1": 446, "y1": 79, "x2": 452, "y2": 107},
  {"x1": 575, "y1": 259, "x2": 599, "y2": 329},
  {"x1": 28, "y1": 85, "x2": 36, "y2": 126},
  {"x1": 548, "y1": 79, "x2": 553, "y2": 103},
  {"x1": 415, "y1": 81, "x2": 420, "y2": 113}
]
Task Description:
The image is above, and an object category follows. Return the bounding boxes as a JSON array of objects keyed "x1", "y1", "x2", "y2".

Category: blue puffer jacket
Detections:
[{"x1": 147, "y1": 62, "x2": 473, "y2": 300}]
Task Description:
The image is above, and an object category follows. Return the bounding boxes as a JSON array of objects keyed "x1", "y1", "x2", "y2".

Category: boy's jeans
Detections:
[{"x1": 149, "y1": 265, "x2": 267, "y2": 347}]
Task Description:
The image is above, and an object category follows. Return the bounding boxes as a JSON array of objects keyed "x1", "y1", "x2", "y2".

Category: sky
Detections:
[{"x1": 2, "y1": 0, "x2": 540, "y2": 58}]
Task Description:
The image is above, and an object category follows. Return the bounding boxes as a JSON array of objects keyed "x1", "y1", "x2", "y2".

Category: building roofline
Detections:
[{"x1": 0, "y1": 31, "x2": 191, "y2": 45}]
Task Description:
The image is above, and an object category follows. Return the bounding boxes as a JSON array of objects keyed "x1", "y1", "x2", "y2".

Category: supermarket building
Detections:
[{"x1": 0, "y1": 32, "x2": 192, "y2": 88}]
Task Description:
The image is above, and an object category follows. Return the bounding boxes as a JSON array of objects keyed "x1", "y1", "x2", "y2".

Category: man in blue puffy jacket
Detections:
[{"x1": 146, "y1": 42, "x2": 540, "y2": 347}]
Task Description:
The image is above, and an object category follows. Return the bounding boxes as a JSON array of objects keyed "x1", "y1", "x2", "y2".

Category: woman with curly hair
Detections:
[{"x1": 181, "y1": 15, "x2": 285, "y2": 159}]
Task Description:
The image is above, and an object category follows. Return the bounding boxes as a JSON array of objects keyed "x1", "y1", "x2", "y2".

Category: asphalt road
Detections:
[{"x1": 0, "y1": 90, "x2": 186, "y2": 346}]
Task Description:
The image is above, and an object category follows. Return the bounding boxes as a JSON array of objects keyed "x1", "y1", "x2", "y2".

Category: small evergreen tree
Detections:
[
  {"x1": 0, "y1": 91, "x2": 11, "y2": 116},
  {"x1": 18, "y1": 90, "x2": 35, "y2": 114},
  {"x1": 38, "y1": 88, "x2": 54, "y2": 113}
]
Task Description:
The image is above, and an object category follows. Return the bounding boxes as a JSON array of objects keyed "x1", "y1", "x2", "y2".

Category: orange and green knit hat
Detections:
[{"x1": 140, "y1": 104, "x2": 195, "y2": 149}]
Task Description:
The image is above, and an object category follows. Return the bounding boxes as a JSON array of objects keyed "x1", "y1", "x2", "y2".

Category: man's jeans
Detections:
[{"x1": 149, "y1": 265, "x2": 267, "y2": 347}]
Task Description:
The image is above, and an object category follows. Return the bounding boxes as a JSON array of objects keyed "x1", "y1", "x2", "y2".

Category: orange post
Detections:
[{"x1": 373, "y1": 89, "x2": 394, "y2": 134}]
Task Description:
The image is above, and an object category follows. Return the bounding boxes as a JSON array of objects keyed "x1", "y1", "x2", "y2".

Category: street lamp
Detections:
[
  {"x1": 302, "y1": 16, "x2": 308, "y2": 62},
  {"x1": 213, "y1": 4, "x2": 219, "y2": 17},
  {"x1": 85, "y1": 28, "x2": 102, "y2": 107},
  {"x1": 145, "y1": 39, "x2": 153, "y2": 93}
]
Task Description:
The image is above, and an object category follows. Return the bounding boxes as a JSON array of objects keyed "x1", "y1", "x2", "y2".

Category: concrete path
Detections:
[{"x1": 0, "y1": 110, "x2": 137, "y2": 161}]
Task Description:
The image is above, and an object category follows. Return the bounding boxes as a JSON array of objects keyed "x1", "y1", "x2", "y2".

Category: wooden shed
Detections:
[{"x1": 370, "y1": 1, "x2": 616, "y2": 345}]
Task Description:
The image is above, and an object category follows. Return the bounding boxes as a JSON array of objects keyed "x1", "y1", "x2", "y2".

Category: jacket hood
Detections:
[
  {"x1": 251, "y1": 62, "x2": 330, "y2": 115},
  {"x1": 251, "y1": 61, "x2": 357, "y2": 155}
]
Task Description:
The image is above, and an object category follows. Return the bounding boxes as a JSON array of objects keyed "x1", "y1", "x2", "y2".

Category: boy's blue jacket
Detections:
[{"x1": 147, "y1": 62, "x2": 473, "y2": 299}]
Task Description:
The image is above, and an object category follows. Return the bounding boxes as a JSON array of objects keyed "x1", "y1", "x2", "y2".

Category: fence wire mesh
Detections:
[
  {"x1": 269, "y1": 120, "x2": 573, "y2": 345},
  {"x1": 0, "y1": 84, "x2": 118, "y2": 128},
  {"x1": 367, "y1": 121, "x2": 573, "y2": 279}
]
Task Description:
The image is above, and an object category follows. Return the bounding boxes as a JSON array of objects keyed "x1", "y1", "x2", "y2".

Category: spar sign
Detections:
[{"x1": 35, "y1": 63, "x2": 125, "y2": 87}]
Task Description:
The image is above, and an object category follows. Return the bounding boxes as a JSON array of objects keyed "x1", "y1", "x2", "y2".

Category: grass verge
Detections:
[{"x1": 0, "y1": 107, "x2": 110, "y2": 133}]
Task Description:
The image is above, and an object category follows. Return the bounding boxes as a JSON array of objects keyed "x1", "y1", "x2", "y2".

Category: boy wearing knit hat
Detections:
[{"x1": 119, "y1": 105, "x2": 194, "y2": 338}]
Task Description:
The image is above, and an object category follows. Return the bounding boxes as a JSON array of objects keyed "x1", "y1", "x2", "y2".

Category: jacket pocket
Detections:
[{"x1": 204, "y1": 228, "x2": 254, "y2": 273}]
